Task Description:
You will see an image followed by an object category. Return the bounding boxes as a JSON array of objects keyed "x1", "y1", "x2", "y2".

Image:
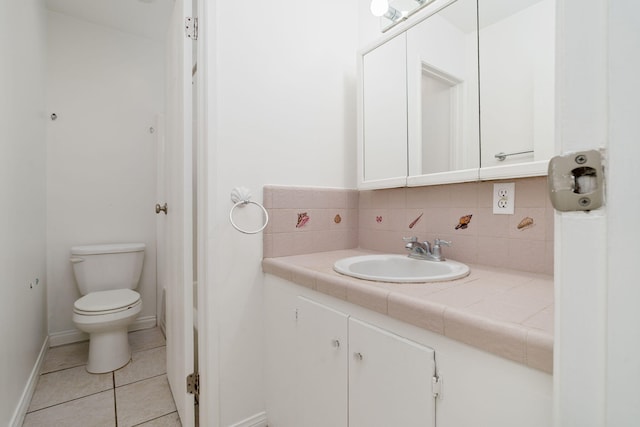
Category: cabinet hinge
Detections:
[
  {"x1": 187, "y1": 372, "x2": 200, "y2": 398},
  {"x1": 185, "y1": 17, "x2": 198, "y2": 40},
  {"x1": 432, "y1": 375, "x2": 442, "y2": 399}
]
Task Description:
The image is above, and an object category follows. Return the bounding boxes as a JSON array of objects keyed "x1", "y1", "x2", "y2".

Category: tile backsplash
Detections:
[
  {"x1": 263, "y1": 177, "x2": 553, "y2": 275},
  {"x1": 263, "y1": 186, "x2": 359, "y2": 258}
]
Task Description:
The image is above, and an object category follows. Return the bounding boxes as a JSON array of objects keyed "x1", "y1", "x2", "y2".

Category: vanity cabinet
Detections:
[
  {"x1": 269, "y1": 294, "x2": 437, "y2": 427},
  {"x1": 265, "y1": 274, "x2": 553, "y2": 427}
]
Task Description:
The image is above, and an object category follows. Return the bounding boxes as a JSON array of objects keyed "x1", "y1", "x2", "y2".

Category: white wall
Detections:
[
  {"x1": 0, "y1": 0, "x2": 48, "y2": 425},
  {"x1": 202, "y1": 0, "x2": 371, "y2": 424},
  {"x1": 46, "y1": 11, "x2": 164, "y2": 342}
]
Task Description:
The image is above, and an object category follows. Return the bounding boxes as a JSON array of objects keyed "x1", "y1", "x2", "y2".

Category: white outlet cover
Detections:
[{"x1": 493, "y1": 183, "x2": 515, "y2": 215}]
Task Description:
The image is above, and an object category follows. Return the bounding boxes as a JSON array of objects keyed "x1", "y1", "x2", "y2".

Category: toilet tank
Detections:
[{"x1": 70, "y1": 243, "x2": 145, "y2": 295}]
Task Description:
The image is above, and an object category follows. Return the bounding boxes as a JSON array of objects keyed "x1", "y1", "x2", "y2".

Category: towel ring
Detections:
[{"x1": 229, "y1": 187, "x2": 269, "y2": 234}]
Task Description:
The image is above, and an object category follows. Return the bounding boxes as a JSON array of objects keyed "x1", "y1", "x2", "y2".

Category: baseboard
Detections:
[
  {"x1": 10, "y1": 335, "x2": 49, "y2": 427},
  {"x1": 48, "y1": 316, "x2": 157, "y2": 347},
  {"x1": 227, "y1": 412, "x2": 268, "y2": 427},
  {"x1": 129, "y1": 315, "x2": 157, "y2": 332},
  {"x1": 48, "y1": 328, "x2": 87, "y2": 347}
]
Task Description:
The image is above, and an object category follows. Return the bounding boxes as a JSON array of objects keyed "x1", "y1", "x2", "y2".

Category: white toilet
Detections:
[{"x1": 70, "y1": 243, "x2": 145, "y2": 373}]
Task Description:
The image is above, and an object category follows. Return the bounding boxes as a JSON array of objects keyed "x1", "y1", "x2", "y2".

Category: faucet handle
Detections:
[
  {"x1": 434, "y1": 238, "x2": 451, "y2": 247},
  {"x1": 403, "y1": 236, "x2": 418, "y2": 243}
]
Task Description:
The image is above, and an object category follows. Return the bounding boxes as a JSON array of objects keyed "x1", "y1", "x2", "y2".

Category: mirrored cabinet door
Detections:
[
  {"x1": 361, "y1": 33, "x2": 408, "y2": 188},
  {"x1": 406, "y1": 0, "x2": 479, "y2": 186},
  {"x1": 478, "y1": 0, "x2": 555, "y2": 179}
]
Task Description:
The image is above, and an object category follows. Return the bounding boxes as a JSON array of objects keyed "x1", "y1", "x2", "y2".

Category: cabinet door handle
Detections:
[
  {"x1": 354, "y1": 352, "x2": 363, "y2": 361},
  {"x1": 332, "y1": 339, "x2": 341, "y2": 349}
]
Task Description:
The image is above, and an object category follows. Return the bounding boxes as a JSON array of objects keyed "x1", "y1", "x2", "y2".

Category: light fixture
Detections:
[
  {"x1": 370, "y1": 0, "x2": 389, "y2": 16},
  {"x1": 370, "y1": 0, "x2": 404, "y2": 21}
]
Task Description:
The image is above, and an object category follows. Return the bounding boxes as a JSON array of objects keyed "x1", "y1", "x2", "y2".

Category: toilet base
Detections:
[{"x1": 86, "y1": 327, "x2": 131, "y2": 373}]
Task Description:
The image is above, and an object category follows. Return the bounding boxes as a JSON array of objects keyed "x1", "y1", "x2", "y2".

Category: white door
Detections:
[
  {"x1": 349, "y1": 318, "x2": 436, "y2": 427},
  {"x1": 296, "y1": 297, "x2": 349, "y2": 427},
  {"x1": 162, "y1": 0, "x2": 195, "y2": 424}
]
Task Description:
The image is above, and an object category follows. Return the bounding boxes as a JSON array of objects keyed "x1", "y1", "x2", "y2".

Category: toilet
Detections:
[{"x1": 70, "y1": 243, "x2": 145, "y2": 373}]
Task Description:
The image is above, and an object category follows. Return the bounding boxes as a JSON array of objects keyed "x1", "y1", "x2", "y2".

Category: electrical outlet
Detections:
[{"x1": 493, "y1": 183, "x2": 515, "y2": 214}]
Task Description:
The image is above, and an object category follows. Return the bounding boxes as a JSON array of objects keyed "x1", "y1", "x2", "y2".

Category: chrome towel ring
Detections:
[{"x1": 229, "y1": 187, "x2": 269, "y2": 234}]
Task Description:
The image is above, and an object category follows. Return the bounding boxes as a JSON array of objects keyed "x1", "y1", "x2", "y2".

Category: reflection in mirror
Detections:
[
  {"x1": 478, "y1": 0, "x2": 555, "y2": 169},
  {"x1": 407, "y1": 0, "x2": 479, "y2": 182}
]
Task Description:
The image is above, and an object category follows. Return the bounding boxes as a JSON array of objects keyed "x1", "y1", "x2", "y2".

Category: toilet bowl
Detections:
[
  {"x1": 73, "y1": 289, "x2": 142, "y2": 373},
  {"x1": 70, "y1": 243, "x2": 145, "y2": 373}
]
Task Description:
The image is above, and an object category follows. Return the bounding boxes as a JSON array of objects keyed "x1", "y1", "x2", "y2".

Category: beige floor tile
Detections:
[
  {"x1": 136, "y1": 411, "x2": 182, "y2": 426},
  {"x1": 23, "y1": 390, "x2": 115, "y2": 427},
  {"x1": 41, "y1": 341, "x2": 89, "y2": 374},
  {"x1": 28, "y1": 365, "x2": 113, "y2": 411},
  {"x1": 129, "y1": 327, "x2": 166, "y2": 353},
  {"x1": 116, "y1": 375, "x2": 176, "y2": 427},
  {"x1": 114, "y1": 346, "x2": 167, "y2": 387}
]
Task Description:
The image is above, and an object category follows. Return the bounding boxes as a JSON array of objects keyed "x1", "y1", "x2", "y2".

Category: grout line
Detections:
[
  {"x1": 113, "y1": 371, "x2": 118, "y2": 427},
  {"x1": 130, "y1": 343, "x2": 166, "y2": 355},
  {"x1": 130, "y1": 411, "x2": 179, "y2": 427},
  {"x1": 114, "y1": 373, "x2": 167, "y2": 389},
  {"x1": 39, "y1": 363, "x2": 89, "y2": 375},
  {"x1": 25, "y1": 387, "x2": 113, "y2": 415}
]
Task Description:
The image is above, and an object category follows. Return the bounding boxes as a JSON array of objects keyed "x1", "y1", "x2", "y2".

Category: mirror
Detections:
[
  {"x1": 359, "y1": 0, "x2": 556, "y2": 189},
  {"x1": 406, "y1": 0, "x2": 479, "y2": 186},
  {"x1": 361, "y1": 33, "x2": 408, "y2": 187},
  {"x1": 478, "y1": 0, "x2": 555, "y2": 178}
]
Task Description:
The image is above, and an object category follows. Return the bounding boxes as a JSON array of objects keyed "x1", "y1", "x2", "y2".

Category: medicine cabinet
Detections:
[{"x1": 357, "y1": 0, "x2": 556, "y2": 189}]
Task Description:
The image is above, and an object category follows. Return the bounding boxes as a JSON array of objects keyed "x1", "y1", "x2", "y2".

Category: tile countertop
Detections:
[{"x1": 262, "y1": 249, "x2": 554, "y2": 374}]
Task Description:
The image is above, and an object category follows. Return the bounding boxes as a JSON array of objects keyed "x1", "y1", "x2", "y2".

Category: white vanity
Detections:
[{"x1": 264, "y1": 249, "x2": 553, "y2": 427}]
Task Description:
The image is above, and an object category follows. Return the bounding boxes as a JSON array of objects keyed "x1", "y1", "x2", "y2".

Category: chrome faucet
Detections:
[{"x1": 403, "y1": 237, "x2": 451, "y2": 261}]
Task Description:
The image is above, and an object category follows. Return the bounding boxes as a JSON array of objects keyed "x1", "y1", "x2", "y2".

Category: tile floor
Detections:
[{"x1": 23, "y1": 327, "x2": 182, "y2": 427}]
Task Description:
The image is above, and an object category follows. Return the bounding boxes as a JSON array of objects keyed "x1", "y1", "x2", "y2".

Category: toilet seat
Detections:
[{"x1": 74, "y1": 289, "x2": 141, "y2": 316}]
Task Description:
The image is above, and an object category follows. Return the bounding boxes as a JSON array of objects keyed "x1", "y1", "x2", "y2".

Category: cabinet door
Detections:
[
  {"x1": 296, "y1": 297, "x2": 349, "y2": 427},
  {"x1": 361, "y1": 33, "x2": 408, "y2": 188},
  {"x1": 349, "y1": 318, "x2": 436, "y2": 427}
]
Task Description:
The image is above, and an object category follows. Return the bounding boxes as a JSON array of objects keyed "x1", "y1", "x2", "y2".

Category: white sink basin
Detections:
[{"x1": 333, "y1": 254, "x2": 470, "y2": 283}]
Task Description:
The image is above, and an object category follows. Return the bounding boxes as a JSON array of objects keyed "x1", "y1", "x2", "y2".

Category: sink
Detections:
[{"x1": 333, "y1": 254, "x2": 470, "y2": 283}]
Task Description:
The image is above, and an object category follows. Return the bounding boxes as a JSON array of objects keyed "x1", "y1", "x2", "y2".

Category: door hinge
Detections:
[
  {"x1": 432, "y1": 375, "x2": 442, "y2": 399},
  {"x1": 187, "y1": 372, "x2": 200, "y2": 398},
  {"x1": 185, "y1": 17, "x2": 198, "y2": 40}
]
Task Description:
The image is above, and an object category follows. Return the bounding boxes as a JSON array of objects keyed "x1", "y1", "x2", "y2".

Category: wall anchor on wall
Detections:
[{"x1": 50, "y1": 113, "x2": 58, "y2": 121}]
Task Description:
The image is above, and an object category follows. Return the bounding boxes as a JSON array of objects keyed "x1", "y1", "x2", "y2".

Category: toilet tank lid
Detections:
[{"x1": 71, "y1": 243, "x2": 146, "y2": 255}]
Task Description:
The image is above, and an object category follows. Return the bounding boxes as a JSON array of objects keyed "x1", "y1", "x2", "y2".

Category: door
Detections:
[
  {"x1": 296, "y1": 297, "x2": 349, "y2": 427},
  {"x1": 349, "y1": 318, "x2": 436, "y2": 427},
  {"x1": 161, "y1": 0, "x2": 195, "y2": 424}
]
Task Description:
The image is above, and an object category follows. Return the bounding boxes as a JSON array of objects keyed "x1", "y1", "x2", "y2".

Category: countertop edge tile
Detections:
[
  {"x1": 443, "y1": 307, "x2": 527, "y2": 365},
  {"x1": 315, "y1": 271, "x2": 350, "y2": 300},
  {"x1": 526, "y1": 329, "x2": 554, "y2": 374},
  {"x1": 262, "y1": 258, "x2": 293, "y2": 282},
  {"x1": 346, "y1": 279, "x2": 389, "y2": 315},
  {"x1": 388, "y1": 293, "x2": 446, "y2": 335}
]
